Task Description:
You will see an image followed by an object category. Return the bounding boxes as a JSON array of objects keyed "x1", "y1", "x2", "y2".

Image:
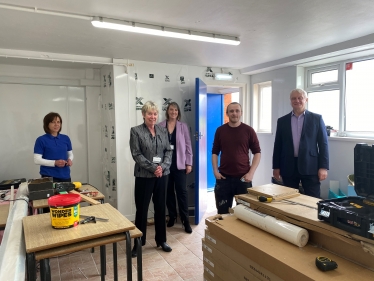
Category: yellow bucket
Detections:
[{"x1": 48, "y1": 194, "x2": 80, "y2": 229}]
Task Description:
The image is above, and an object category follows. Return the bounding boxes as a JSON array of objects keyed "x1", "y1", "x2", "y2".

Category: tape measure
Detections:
[
  {"x1": 315, "y1": 256, "x2": 338, "y2": 271},
  {"x1": 258, "y1": 196, "x2": 272, "y2": 203}
]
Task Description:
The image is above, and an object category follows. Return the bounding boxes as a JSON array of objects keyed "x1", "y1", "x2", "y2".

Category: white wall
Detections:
[
  {"x1": 0, "y1": 64, "x2": 102, "y2": 188},
  {"x1": 250, "y1": 66, "x2": 299, "y2": 187},
  {"x1": 109, "y1": 60, "x2": 250, "y2": 220}
]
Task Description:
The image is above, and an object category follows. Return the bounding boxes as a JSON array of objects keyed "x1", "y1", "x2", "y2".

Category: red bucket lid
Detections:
[{"x1": 48, "y1": 194, "x2": 81, "y2": 207}]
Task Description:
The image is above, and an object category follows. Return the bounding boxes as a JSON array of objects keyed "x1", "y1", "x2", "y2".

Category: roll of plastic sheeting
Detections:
[
  {"x1": 234, "y1": 204, "x2": 309, "y2": 247},
  {"x1": 0, "y1": 195, "x2": 29, "y2": 281}
]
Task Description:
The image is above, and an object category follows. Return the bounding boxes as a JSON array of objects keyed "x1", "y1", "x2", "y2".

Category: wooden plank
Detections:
[
  {"x1": 70, "y1": 190, "x2": 100, "y2": 205},
  {"x1": 35, "y1": 228, "x2": 142, "y2": 260},
  {"x1": 248, "y1": 184, "x2": 300, "y2": 200},
  {"x1": 0, "y1": 204, "x2": 9, "y2": 228},
  {"x1": 23, "y1": 203, "x2": 135, "y2": 253}
]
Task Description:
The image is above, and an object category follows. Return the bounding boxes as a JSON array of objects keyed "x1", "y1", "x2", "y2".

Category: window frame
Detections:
[
  {"x1": 307, "y1": 64, "x2": 340, "y2": 89},
  {"x1": 253, "y1": 81, "x2": 272, "y2": 133},
  {"x1": 305, "y1": 56, "x2": 374, "y2": 139}
]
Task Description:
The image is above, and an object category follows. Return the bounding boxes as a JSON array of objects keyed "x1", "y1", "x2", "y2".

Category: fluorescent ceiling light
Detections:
[
  {"x1": 91, "y1": 17, "x2": 240, "y2": 46},
  {"x1": 214, "y1": 73, "x2": 233, "y2": 81}
]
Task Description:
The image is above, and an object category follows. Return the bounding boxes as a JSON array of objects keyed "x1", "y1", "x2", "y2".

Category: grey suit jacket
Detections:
[{"x1": 130, "y1": 123, "x2": 172, "y2": 178}]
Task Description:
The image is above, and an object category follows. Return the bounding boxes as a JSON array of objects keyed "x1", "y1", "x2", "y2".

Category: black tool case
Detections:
[
  {"x1": 0, "y1": 178, "x2": 26, "y2": 190},
  {"x1": 317, "y1": 143, "x2": 374, "y2": 240}
]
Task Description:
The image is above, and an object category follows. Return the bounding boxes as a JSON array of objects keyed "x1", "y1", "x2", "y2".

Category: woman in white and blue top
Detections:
[{"x1": 33, "y1": 112, "x2": 73, "y2": 182}]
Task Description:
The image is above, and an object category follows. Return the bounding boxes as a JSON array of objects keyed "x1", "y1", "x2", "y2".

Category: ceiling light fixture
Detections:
[
  {"x1": 214, "y1": 73, "x2": 233, "y2": 81},
  {"x1": 91, "y1": 17, "x2": 240, "y2": 46}
]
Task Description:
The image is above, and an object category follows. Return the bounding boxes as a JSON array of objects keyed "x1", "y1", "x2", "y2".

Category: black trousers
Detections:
[
  {"x1": 214, "y1": 174, "x2": 252, "y2": 214},
  {"x1": 41, "y1": 175, "x2": 71, "y2": 182},
  {"x1": 166, "y1": 168, "x2": 189, "y2": 222},
  {"x1": 134, "y1": 176, "x2": 168, "y2": 245},
  {"x1": 282, "y1": 157, "x2": 321, "y2": 198}
]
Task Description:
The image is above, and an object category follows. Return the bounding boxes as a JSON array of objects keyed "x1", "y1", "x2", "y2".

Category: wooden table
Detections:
[
  {"x1": 0, "y1": 204, "x2": 9, "y2": 229},
  {"x1": 32, "y1": 184, "x2": 105, "y2": 213},
  {"x1": 23, "y1": 203, "x2": 137, "y2": 281}
]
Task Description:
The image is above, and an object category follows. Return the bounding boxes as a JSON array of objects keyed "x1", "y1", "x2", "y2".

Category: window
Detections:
[
  {"x1": 345, "y1": 60, "x2": 374, "y2": 132},
  {"x1": 305, "y1": 58, "x2": 374, "y2": 138},
  {"x1": 253, "y1": 82, "x2": 272, "y2": 133},
  {"x1": 307, "y1": 90, "x2": 340, "y2": 130},
  {"x1": 311, "y1": 69, "x2": 338, "y2": 85}
]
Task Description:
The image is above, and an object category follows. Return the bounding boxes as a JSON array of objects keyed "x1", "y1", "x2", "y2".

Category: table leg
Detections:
[
  {"x1": 26, "y1": 253, "x2": 36, "y2": 281},
  {"x1": 113, "y1": 242, "x2": 118, "y2": 281},
  {"x1": 40, "y1": 258, "x2": 51, "y2": 281},
  {"x1": 125, "y1": 231, "x2": 132, "y2": 281},
  {"x1": 99, "y1": 245, "x2": 106, "y2": 281},
  {"x1": 136, "y1": 237, "x2": 143, "y2": 281}
]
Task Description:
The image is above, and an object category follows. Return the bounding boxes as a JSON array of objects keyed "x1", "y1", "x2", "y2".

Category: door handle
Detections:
[{"x1": 194, "y1": 131, "x2": 203, "y2": 141}]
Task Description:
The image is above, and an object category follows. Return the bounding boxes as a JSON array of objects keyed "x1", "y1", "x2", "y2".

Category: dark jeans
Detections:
[
  {"x1": 166, "y1": 168, "x2": 189, "y2": 223},
  {"x1": 281, "y1": 158, "x2": 321, "y2": 198},
  {"x1": 214, "y1": 174, "x2": 252, "y2": 214},
  {"x1": 134, "y1": 176, "x2": 168, "y2": 245}
]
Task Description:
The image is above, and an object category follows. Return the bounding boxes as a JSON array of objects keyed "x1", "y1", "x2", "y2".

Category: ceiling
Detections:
[{"x1": 1, "y1": 0, "x2": 374, "y2": 71}]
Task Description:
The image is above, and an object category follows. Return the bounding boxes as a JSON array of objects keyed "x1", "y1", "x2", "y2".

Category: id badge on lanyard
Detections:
[{"x1": 153, "y1": 156, "x2": 161, "y2": 164}]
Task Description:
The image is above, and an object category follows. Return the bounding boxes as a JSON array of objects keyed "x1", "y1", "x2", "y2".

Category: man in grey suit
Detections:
[{"x1": 272, "y1": 89, "x2": 329, "y2": 198}]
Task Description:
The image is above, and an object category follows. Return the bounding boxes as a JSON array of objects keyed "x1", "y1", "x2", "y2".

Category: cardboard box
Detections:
[
  {"x1": 204, "y1": 230, "x2": 284, "y2": 281},
  {"x1": 206, "y1": 215, "x2": 374, "y2": 281},
  {"x1": 203, "y1": 267, "x2": 225, "y2": 281},
  {"x1": 203, "y1": 238, "x2": 262, "y2": 281}
]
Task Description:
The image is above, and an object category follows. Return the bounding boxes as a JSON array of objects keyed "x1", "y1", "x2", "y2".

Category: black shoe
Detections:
[
  {"x1": 156, "y1": 242, "x2": 172, "y2": 252},
  {"x1": 131, "y1": 240, "x2": 139, "y2": 258},
  {"x1": 131, "y1": 245, "x2": 137, "y2": 258},
  {"x1": 183, "y1": 221, "x2": 192, "y2": 234},
  {"x1": 167, "y1": 216, "x2": 176, "y2": 227}
]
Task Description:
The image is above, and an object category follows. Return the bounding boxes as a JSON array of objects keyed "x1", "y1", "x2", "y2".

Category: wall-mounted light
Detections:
[
  {"x1": 214, "y1": 73, "x2": 233, "y2": 81},
  {"x1": 91, "y1": 17, "x2": 240, "y2": 46}
]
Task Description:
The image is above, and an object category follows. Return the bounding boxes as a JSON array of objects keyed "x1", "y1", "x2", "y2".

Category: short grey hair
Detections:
[
  {"x1": 141, "y1": 101, "x2": 159, "y2": 116},
  {"x1": 290, "y1": 88, "x2": 308, "y2": 98}
]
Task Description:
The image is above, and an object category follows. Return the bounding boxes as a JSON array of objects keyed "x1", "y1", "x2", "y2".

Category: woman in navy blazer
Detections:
[{"x1": 159, "y1": 102, "x2": 193, "y2": 233}]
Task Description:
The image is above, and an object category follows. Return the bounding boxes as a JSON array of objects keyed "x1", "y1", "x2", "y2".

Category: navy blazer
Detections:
[{"x1": 272, "y1": 110, "x2": 329, "y2": 176}]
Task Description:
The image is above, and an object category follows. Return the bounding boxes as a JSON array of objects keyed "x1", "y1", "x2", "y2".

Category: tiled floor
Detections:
[{"x1": 42, "y1": 192, "x2": 217, "y2": 281}]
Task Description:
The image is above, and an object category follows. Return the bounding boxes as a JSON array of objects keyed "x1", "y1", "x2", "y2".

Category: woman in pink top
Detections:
[{"x1": 159, "y1": 102, "x2": 193, "y2": 233}]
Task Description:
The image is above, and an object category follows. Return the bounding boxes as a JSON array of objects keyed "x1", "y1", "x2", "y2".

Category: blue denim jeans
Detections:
[{"x1": 214, "y1": 174, "x2": 252, "y2": 214}]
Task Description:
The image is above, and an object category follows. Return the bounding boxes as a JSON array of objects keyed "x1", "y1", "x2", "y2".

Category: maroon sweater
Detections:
[{"x1": 212, "y1": 123, "x2": 261, "y2": 177}]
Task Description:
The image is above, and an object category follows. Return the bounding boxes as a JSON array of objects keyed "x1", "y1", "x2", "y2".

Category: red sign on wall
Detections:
[{"x1": 346, "y1": 63, "x2": 353, "y2": 71}]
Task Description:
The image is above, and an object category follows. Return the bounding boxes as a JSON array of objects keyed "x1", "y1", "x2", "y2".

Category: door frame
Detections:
[{"x1": 203, "y1": 80, "x2": 248, "y2": 123}]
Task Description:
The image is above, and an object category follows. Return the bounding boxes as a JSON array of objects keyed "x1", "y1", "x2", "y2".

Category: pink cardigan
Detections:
[{"x1": 158, "y1": 120, "x2": 193, "y2": 170}]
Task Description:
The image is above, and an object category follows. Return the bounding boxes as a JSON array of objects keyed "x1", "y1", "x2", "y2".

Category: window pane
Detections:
[
  {"x1": 307, "y1": 90, "x2": 339, "y2": 130},
  {"x1": 259, "y1": 86, "x2": 271, "y2": 131},
  {"x1": 346, "y1": 59, "x2": 374, "y2": 132},
  {"x1": 311, "y1": 70, "x2": 338, "y2": 85}
]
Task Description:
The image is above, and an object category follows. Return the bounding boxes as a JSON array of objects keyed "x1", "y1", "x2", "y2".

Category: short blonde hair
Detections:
[{"x1": 141, "y1": 101, "x2": 159, "y2": 116}]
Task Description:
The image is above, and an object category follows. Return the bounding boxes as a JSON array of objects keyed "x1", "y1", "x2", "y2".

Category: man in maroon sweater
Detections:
[{"x1": 212, "y1": 102, "x2": 261, "y2": 214}]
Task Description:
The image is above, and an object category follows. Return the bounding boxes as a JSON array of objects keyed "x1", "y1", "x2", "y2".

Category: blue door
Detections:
[
  {"x1": 207, "y1": 94, "x2": 223, "y2": 191},
  {"x1": 194, "y1": 78, "x2": 207, "y2": 224}
]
